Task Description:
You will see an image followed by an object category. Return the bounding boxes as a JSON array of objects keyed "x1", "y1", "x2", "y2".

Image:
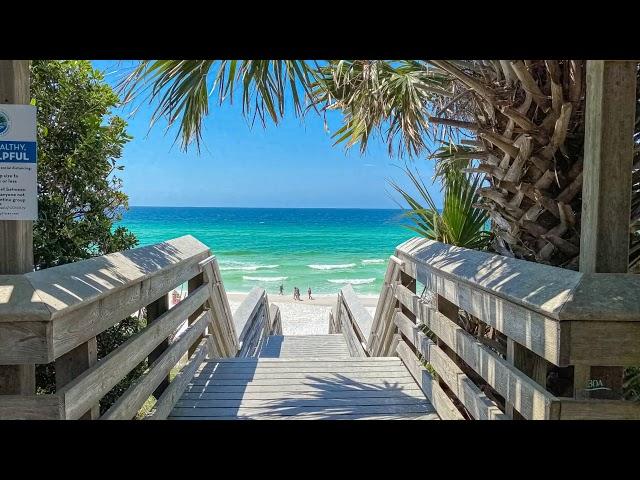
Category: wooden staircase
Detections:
[{"x1": 169, "y1": 334, "x2": 437, "y2": 420}]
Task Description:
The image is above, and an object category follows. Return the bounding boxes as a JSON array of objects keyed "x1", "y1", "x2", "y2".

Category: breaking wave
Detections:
[
  {"x1": 243, "y1": 276, "x2": 288, "y2": 282},
  {"x1": 308, "y1": 263, "x2": 357, "y2": 270},
  {"x1": 327, "y1": 278, "x2": 376, "y2": 285},
  {"x1": 219, "y1": 264, "x2": 279, "y2": 271},
  {"x1": 361, "y1": 259, "x2": 384, "y2": 264}
]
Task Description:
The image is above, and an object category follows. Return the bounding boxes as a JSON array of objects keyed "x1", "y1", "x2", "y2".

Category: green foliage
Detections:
[
  {"x1": 31, "y1": 61, "x2": 142, "y2": 411},
  {"x1": 311, "y1": 60, "x2": 453, "y2": 157},
  {"x1": 119, "y1": 60, "x2": 317, "y2": 151},
  {"x1": 390, "y1": 166, "x2": 490, "y2": 250},
  {"x1": 31, "y1": 60, "x2": 138, "y2": 269}
]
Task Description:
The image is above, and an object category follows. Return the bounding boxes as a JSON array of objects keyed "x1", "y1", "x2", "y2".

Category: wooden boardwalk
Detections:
[
  {"x1": 169, "y1": 335, "x2": 438, "y2": 420},
  {"x1": 259, "y1": 334, "x2": 351, "y2": 358}
]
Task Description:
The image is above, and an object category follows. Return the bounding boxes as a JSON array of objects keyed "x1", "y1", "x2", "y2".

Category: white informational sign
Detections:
[{"x1": 0, "y1": 104, "x2": 37, "y2": 220}]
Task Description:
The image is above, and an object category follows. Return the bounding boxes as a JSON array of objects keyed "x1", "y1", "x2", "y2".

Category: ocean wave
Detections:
[
  {"x1": 243, "y1": 276, "x2": 288, "y2": 282},
  {"x1": 327, "y1": 278, "x2": 376, "y2": 285},
  {"x1": 308, "y1": 263, "x2": 357, "y2": 270},
  {"x1": 220, "y1": 264, "x2": 279, "y2": 271},
  {"x1": 361, "y1": 259, "x2": 384, "y2": 264}
]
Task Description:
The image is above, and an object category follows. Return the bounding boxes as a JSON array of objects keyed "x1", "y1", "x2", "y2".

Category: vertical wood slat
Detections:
[
  {"x1": 577, "y1": 60, "x2": 637, "y2": 399},
  {"x1": 0, "y1": 60, "x2": 35, "y2": 395},
  {"x1": 147, "y1": 294, "x2": 170, "y2": 398},
  {"x1": 187, "y1": 273, "x2": 205, "y2": 357},
  {"x1": 55, "y1": 337, "x2": 99, "y2": 419}
]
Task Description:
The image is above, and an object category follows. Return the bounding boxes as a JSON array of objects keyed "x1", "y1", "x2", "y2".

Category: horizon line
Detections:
[{"x1": 126, "y1": 205, "x2": 405, "y2": 210}]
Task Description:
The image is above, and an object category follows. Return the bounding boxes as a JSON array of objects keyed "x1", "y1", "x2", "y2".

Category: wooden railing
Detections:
[
  {"x1": 233, "y1": 286, "x2": 280, "y2": 357},
  {"x1": 0, "y1": 236, "x2": 276, "y2": 420},
  {"x1": 330, "y1": 284, "x2": 373, "y2": 357},
  {"x1": 366, "y1": 237, "x2": 640, "y2": 420}
]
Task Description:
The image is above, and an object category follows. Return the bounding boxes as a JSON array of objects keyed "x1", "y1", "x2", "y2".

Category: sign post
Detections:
[{"x1": 0, "y1": 60, "x2": 35, "y2": 395}]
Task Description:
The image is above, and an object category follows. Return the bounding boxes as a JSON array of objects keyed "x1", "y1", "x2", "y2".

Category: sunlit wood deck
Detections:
[{"x1": 169, "y1": 355, "x2": 438, "y2": 420}]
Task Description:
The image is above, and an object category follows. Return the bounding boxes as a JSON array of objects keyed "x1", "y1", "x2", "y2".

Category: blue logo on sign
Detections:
[{"x1": 0, "y1": 110, "x2": 9, "y2": 136}]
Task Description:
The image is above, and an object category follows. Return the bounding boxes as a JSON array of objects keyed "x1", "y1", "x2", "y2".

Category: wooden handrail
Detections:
[
  {"x1": 0, "y1": 236, "x2": 242, "y2": 419},
  {"x1": 333, "y1": 285, "x2": 371, "y2": 357},
  {"x1": 373, "y1": 237, "x2": 640, "y2": 420},
  {"x1": 233, "y1": 286, "x2": 272, "y2": 358}
]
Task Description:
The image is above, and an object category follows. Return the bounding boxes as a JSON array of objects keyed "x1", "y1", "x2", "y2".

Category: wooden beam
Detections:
[
  {"x1": 0, "y1": 60, "x2": 35, "y2": 395},
  {"x1": 578, "y1": 60, "x2": 637, "y2": 400},
  {"x1": 580, "y1": 60, "x2": 636, "y2": 273},
  {"x1": 55, "y1": 337, "x2": 99, "y2": 419},
  {"x1": 146, "y1": 294, "x2": 170, "y2": 398},
  {"x1": 187, "y1": 273, "x2": 205, "y2": 357}
]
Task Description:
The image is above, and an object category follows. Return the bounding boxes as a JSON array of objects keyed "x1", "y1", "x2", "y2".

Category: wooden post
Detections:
[
  {"x1": 55, "y1": 338, "x2": 99, "y2": 419},
  {"x1": 0, "y1": 60, "x2": 35, "y2": 395},
  {"x1": 147, "y1": 294, "x2": 170, "y2": 398},
  {"x1": 188, "y1": 273, "x2": 205, "y2": 357},
  {"x1": 577, "y1": 60, "x2": 637, "y2": 399}
]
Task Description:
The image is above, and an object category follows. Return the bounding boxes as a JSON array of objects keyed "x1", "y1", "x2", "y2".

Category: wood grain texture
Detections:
[
  {"x1": 102, "y1": 310, "x2": 210, "y2": 420},
  {"x1": 169, "y1": 356, "x2": 436, "y2": 420},
  {"x1": 394, "y1": 311, "x2": 505, "y2": 420},
  {"x1": 146, "y1": 337, "x2": 210, "y2": 420},
  {"x1": 0, "y1": 394, "x2": 62, "y2": 419},
  {"x1": 580, "y1": 61, "x2": 636, "y2": 274},
  {"x1": 58, "y1": 284, "x2": 209, "y2": 419},
  {"x1": 395, "y1": 340, "x2": 463, "y2": 420}
]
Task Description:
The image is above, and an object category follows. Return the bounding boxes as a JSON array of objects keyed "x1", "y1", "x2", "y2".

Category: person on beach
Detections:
[
  {"x1": 308, "y1": 287, "x2": 313, "y2": 300},
  {"x1": 279, "y1": 284, "x2": 284, "y2": 295}
]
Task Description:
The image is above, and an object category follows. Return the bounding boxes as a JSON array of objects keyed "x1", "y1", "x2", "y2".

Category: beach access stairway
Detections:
[{"x1": 2, "y1": 235, "x2": 640, "y2": 420}]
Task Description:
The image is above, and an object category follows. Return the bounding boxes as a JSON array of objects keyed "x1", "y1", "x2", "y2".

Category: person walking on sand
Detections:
[
  {"x1": 293, "y1": 287, "x2": 297, "y2": 300},
  {"x1": 308, "y1": 287, "x2": 313, "y2": 300}
]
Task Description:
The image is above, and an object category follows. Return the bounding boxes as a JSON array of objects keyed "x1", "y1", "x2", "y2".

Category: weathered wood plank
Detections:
[
  {"x1": 0, "y1": 321, "x2": 51, "y2": 364},
  {"x1": 339, "y1": 302, "x2": 367, "y2": 357},
  {"x1": 58, "y1": 283, "x2": 209, "y2": 419},
  {"x1": 50, "y1": 250, "x2": 208, "y2": 359},
  {"x1": 181, "y1": 388, "x2": 424, "y2": 401},
  {"x1": 202, "y1": 261, "x2": 237, "y2": 357},
  {"x1": 175, "y1": 396, "x2": 431, "y2": 409},
  {"x1": 101, "y1": 310, "x2": 210, "y2": 420},
  {"x1": 146, "y1": 337, "x2": 209, "y2": 420},
  {"x1": 580, "y1": 60, "x2": 636, "y2": 274},
  {"x1": 554, "y1": 399, "x2": 640, "y2": 420},
  {"x1": 0, "y1": 394, "x2": 62, "y2": 420},
  {"x1": 395, "y1": 340, "x2": 464, "y2": 420},
  {"x1": 146, "y1": 293, "x2": 170, "y2": 398},
  {"x1": 170, "y1": 403, "x2": 434, "y2": 418},
  {"x1": 55, "y1": 337, "x2": 99, "y2": 419},
  {"x1": 190, "y1": 371, "x2": 416, "y2": 382},
  {"x1": 421, "y1": 306, "x2": 556, "y2": 419},
  {"x1": 341, "y1": 284, "x2": 374, "y2": 341},
  {"x1": 394, "y1": 311, "x2": 506, "y2": 420},
  {"x1": 171, "y1": 412, "x2": 438, "y2": 420}
]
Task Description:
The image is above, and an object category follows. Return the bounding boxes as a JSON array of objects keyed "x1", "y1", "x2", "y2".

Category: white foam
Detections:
[
  {"x1": 220, "y1": 264, "x2": 279, "y2": 271},
  {"x1": 308, "y1": 263, "x2": 356, "y2": 270},
  {"x1": 361, "y1": 259, "x2": 385, "y2": 264},
  {"x1": 243, "y1": 276, "x2": 288, "y2": 282},
  {"x1": 327, "y1": 278, "x2": 376, "y2": 285}
]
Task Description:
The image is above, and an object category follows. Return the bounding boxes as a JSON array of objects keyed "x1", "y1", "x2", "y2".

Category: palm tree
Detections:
[{"x1": 120, "y1": 59, "x2": 639, "y2": 271}]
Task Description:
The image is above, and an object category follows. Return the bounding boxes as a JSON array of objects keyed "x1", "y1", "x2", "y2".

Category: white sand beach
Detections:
[
  {"x1": 170, "y1": 289, "x2": 378, "y2": 336},
  {"x1": 229, "y1": 292, "x2": 378, "y2": 336}
]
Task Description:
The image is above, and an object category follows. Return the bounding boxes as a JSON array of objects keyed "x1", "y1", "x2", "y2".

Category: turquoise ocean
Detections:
[{"x1": 117, "y1": 207, "x2": 414, "y2": 296}]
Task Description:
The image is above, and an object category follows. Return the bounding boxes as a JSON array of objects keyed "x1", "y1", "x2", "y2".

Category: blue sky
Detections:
[{"x1": 93, "y1": 60, "x2": 442, "y2": 209}]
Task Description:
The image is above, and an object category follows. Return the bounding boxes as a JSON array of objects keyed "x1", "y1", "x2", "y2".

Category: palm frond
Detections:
[
  {"x1": 391, "y1": 165, "x2": 490, "y2": 249},
  {"x1": 119, "y1": 60, "x2": 317, "y2": 151}
]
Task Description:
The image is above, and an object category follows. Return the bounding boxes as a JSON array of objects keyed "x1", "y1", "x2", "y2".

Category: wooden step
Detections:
[{"x1": 169, "y1": 356, "x2": 438, "y2": 420}]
